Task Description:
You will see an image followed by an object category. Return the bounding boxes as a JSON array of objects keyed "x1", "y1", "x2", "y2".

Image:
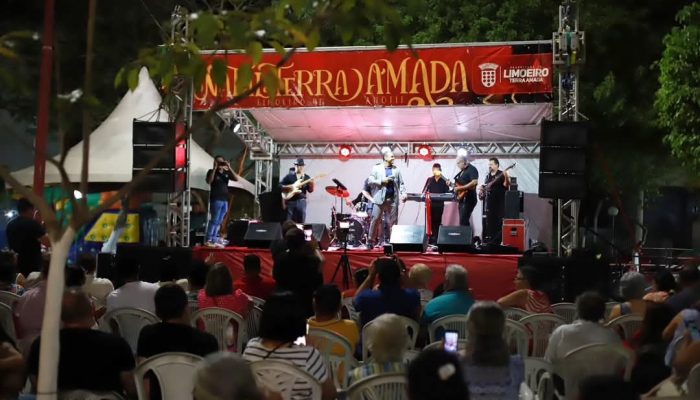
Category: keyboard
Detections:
[{"x1": 406, "y1": 193, "x2": 456, "y2": 202}]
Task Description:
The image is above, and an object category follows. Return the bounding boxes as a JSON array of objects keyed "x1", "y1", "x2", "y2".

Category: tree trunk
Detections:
[{"x1": 36, "y1": 226, "x2": 75, "y2": 400}]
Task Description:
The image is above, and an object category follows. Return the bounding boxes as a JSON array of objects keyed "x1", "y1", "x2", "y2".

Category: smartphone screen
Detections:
[
  {"x1": 294, "y1": 323, "x2": 309, "y2": 346},
  {"x1": 444, "y1": 330, "x2": 458, "y2": 353},
  {"x1": 686, "y1": 320, "x2": 700, "y2": 341}
]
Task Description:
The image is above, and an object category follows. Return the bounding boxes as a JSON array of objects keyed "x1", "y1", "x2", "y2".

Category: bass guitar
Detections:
[
  {"x1": 478, "y1": 163, "x2": 516, "y2": 201},
  {"x1": 281, "y1": 173, "x2": 327, "y2": 201}
]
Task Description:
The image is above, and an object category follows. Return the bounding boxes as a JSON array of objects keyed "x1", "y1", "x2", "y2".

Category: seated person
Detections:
[
  {"x1": 608, "y1": 271, "x2": 648, "y2": 320},
  {"x1": 193, "y1": 352, "x2": 271, "y2": 400},
  {"x1": 187, "y1": 259, "x2": 210, "y2": 303},
  {"x1": 408, "y1": 349, "x2": 469, "y2": 400},
  {"x1": 234, "y1": 254, "x2": 276, "y2": 300},
  {"x1": 308, "y1": 284, "x2": 360, "y2": 352},
  {"x1": 105, "y1": 258, "x2": 159, "y2": 313},
  {"x1": 0, "y1": 326, "x2": 25, "y2": 399},
  {"x1": 354, "y1": 257, "x2": 421, "y2": 327},
  {"x1": 643, "y1": 269, "x2": 677, "y2": 304},
  {"x1": 408, "y1": 263, "x2": 434, "y2": 305},
  {"x1": 198, "y1": 262, "x2": 251, "y2": 317},
  {"x1": 28, "y1": 290, "x2": 136, "y2": 396},
  {"x1": 666, "y1": 265, "x2": 700, "y2": 314},
  {"x1": 156, "y1": 255, "x2": 189, "y2": 291},
  {"x1": 349, "y1": 313, "x2": 408, "y2": 383},
  {"x1": 243, "y1": 291, "x2": 336, "y2": 400},
  {"x1": 77, "y1": 253, "x2": 113, "y2": 308},
  {"x1": 14, "y1": 261, "x2": 49, "y2": 354},
  {"x1": 341, "y1": 268, "x2": 369, "y2": 299},
  {"x1": 497, "y1": 265, "x2": 553, "y2": 313},
  {"x1": 422, "y1": 264, "x2": 474, "y2": 326},
  {"x1": 0, "y1": 251, "x2": 23, "y2": 294},
  {"x1": 578, "y1": 375, "x2": 639, "y2": 400}
]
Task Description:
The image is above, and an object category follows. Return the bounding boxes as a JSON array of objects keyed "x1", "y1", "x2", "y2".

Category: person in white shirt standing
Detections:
[
  {"x1": 78, "y1": 254, "x2": 114, "y2": 309},
  {"x1": 545, "y1": 291, "x2": 621, "y2": 363},
  {"x1": 106, "y1": 258, "x2": 159, "y2": 313}
]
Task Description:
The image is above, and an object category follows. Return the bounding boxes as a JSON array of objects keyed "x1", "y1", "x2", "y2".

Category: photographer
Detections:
[{"x1": 205, "y1": 155, "x2": 237, "y2": 248}]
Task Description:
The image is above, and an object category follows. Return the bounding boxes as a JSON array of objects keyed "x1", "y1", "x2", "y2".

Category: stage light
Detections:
[
  {"x1": 416, "y1": 144, "x2": 432, "y2": 160},
  {"x1": 233, "y1": 122, "x2": 241, "y2": 133},
  {"x1": 457, "y1": 147, "x2": 468, "y2": 157},
  {"x1": 338, "y1": 145, "x2": 352, "y2": 160},
  {"x1": 73, "y1": 190, "x2": 83, "y2": 200}
]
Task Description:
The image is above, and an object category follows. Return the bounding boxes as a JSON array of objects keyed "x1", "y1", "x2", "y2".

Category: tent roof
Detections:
[{"x1": 11, "y1": 68, "x2": 255, "y2": 194}]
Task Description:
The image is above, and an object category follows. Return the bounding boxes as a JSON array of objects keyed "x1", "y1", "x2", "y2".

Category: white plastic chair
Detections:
[
  {"x1": 361, "y1": 316, "x2": 419, "y2": 361},
  {"x1": 249, "y1": 296, "x2": 266, "y2": 309},
  {"x1": 553, "y1": 343, "x2": 634, "y2": 400},
  {"x1": 551, "y1": 302, "x2": 577, "y2": 324},
  {"x1": 0, "y1": 303, "x2": 16, "y2": 341},
  {"x1": 520, "y1": 313, "x2": 565, "y2": 357},
  {"x1": 504, "y1": 319, "x2": 529, "y2": 357},
  {"x1": 187, "y1": 300, "x2": 199, "y2": 314},
  {"x1": 536, "y1": 372, "x2": 555, "y2": 400},
  {"x1": 307, "y1": 328, "x2": 358, "y2": 389},
  {"x1": 99, "y1": 308, "x2": 159, "y2": 354},
  {"x1": 523, "y1": 357, "x2": 552, "y2": 396},
  {"x1": 250, "y1": 359, "x2": 322, "y2": 400},
  {"x1": 606, "y1": 314, "x2": 643, "y2": 340},
  {"x1": 423, "y1": 339, "x2": 468, "y2": 352},
  {"x1": 346, "y1": 372, "x2": 407, "y2": 400},
  {"x1": 687, "y1": 363, "x2": 700, "y2": 398},
  {"x1": 246, "y1": 305, "x2": 263, "y2": 340},
  {"x1": 503, "y1": 307, "x2": 530, "y2": 321},
  {"x1": 191, "y1": 307, "x2": 247, "y2": 352},
  {"x1": 342, "y1": 297, "x2": 361, "y2": 325},
  {"x1": 0, "y1": 290, "x2": 20, "y2": 308},
  {"x1": 58, "y1": 390, "x2": 125, "y2": 400},
  {"x1": 134, "y1": 352, "x2": 203, "y2": 400},
  {"x1": 427, "y1": 314, "x2": 469, "y2": 343}
]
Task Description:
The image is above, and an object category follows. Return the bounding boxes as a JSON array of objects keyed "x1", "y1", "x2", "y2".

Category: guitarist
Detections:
[
  {"x1": 280, "y1": 158, "x2": 315, "y2": 223},
  {"x1": 453, "y1": 155, "x2": 479, "y2": 228},
  {"x1": 481, "y1": 158, "x2": 511, "y2": 244}
]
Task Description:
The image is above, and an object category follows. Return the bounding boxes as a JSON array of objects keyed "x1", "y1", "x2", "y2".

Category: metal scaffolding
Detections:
[{"x1": 276, "y1": 141, "x2": 540, "y2": 158}]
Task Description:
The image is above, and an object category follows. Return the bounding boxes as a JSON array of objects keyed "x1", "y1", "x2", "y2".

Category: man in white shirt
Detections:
[
  {"x1": 545, "y1": 291, "x2": 621, "y2": 362},
  {"x1": 105, "y1": 259, "x2": 159, "y2": 313},
  {"x1": 78, "y1": 254, "x2": 114, "y2": 308}
]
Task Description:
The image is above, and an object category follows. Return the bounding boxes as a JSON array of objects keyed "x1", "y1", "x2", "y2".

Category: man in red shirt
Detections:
[{"x1": 234, "y1": 254, "x2": 276, "y2": 299}]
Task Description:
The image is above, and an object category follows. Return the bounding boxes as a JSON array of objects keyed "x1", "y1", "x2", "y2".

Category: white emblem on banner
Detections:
[{"x1": 478, "y1": 63, "x2": 499, "y2": 88}]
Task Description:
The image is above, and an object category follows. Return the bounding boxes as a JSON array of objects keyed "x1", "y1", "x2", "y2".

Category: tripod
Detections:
[{"x1": 331, "y1": 182, "x2": 352, "y2": 289}]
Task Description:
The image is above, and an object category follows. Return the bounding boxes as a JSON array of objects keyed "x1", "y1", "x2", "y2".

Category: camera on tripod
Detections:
[{"x1": 336, "y1": 220, "x2": 351, "y2": 243}]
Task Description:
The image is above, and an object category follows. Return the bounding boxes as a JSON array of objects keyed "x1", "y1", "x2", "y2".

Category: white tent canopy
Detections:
[{"x1": 11, "y1": 68, "x2": 255, "y2": 194}]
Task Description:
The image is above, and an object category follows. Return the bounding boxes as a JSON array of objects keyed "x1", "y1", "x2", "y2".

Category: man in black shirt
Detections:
[
  {"x1": 422, "y1": 163, "x2": 451, "y2": 244},
  {"x1": 28, "y1": 290, "x2": 136, "y2": 396},
  {"x1": 6, "y1": 198, "x2": 48, "y2": 277},
  {"x1": 280, "y1": 158, "x2": 315, "y2": 223},
  {"x1": 205, "y1": 155, "x2": 237, "y2": 247},
  {"x1": 453, "y1": 155, "x2": 479, "y2": 227},
  {"x1": 481, "y1": 158, "x2": 510, "y2": 244}
]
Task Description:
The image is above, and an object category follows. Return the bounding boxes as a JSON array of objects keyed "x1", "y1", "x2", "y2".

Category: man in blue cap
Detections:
[{"x1": 280, "y1": 158, "x2": 315, "y2": 223}]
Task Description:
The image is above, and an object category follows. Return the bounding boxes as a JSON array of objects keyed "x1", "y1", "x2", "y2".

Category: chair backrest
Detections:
[
  {"x1": 346, "y1": 372, "x2": 407, "y2": 400},
  {"x1": 191, "y1": 307, "x2": 247, "y2": 352},
  {"x1": 520, "y1": 313, "x2": 566, "y2": 357},
  {"x1": 342, "y1": 297, "x2": 361, "y2": 326},
  {"x1": 250, "y1": 359, "x2": 322, "y2": 400},
  {"x1": 504, "y1": 319, "x2": 529, "y2": 357},
  {"x1": 187, "y1": 300, "x2": 199, "y2": 315},
  {"x1": 0, "y1": 303, "x2": 16, "y2": 342},
  {"x1": 605, "y1": 314, "x2": 643, "y2": 340},
  {"x1": 551, "y1": 303, "x2": 577, "y2": 324},
  {"x1": 58, "y1": 390, "x2": 125, "y2": 400},
  {"x1": 307, "y1": 328, "x2": 357, "y2": 389},
  {"x1": 0, "y1": 290, "x2": 20, "y2": 308},
  {"x1": 687, "y1": 363, "x2": 700, "y2": 398},
  {"x1": 249, "y1": 296, "x2": 266, "y2": 309},
  {"x1": 99, "y1": 308, "x2": 159, "y2": 354},
  {"x1": 536, "y1": 372, "x2": 555, "y2": 400},
  {"x1": 428, "y1": 314, "x2": 469, "y2": 343},
  {"x1": 555, "y1": 343, "x2": 634, "y2": 400},
  {"x1": 423, "y1": 339, "x2": 468, "y2": 352},
  {"x1": 361, "y1": 316, "x2": 419, "y2": 361},
  {"x1": 134, "y1": 352, "x2": 203, "y2": 400},
  {"x1": 504, "y1": 307, "x2": 530, "y2": 321},
  {"x1": 246, "y1": 305, "x2": 263, "y2": 340},
  {"x1": 523, "y1": 357, "x2": 553, "y2": 396}
]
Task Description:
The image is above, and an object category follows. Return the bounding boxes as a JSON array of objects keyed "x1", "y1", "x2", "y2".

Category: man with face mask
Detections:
[
  {"x1": 422, "y1": 163, "x2": 451, "y2": 244},
  {"x1": 367, "y1": 149, "x2": 407, "y2": 249}
]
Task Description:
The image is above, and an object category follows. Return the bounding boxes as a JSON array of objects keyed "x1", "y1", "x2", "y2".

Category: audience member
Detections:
[
  {"x1": 187, "y1": 259, "x2": 210, "y2": 303},
  {"x1": 630, "y1": 302, "x2": 674, "y2": 394},
  {"x1": 6, "y1": 198, "x2": 49, "y2": 277},
  {"x1": 308, "y1": 284, "x2": 360, "y2": 351},
  {"x1": 672, "y1": 331, "x2": 700, "y2": 382},
  {"x1": 497, "y1": 265, "x2": 553, "y2": 313},
  {"x1": 342, "y1": 268, "x2": 369, "y2": 299},
  {"x1": 243, "y1": 291, "x2": 335, "y2": 400},
  {"x1": 198, "y1": 262, "x2": 251, "y2": 317},
  {"x1": 545, "y1": 291, "x2": 621, "y2": 363},
  {"x1": 13, "y1": 261, "x2": 49, "y2": 354},
  {"x1": 65, "y1": 266, "x2": 86, "y2": 288},
  {"x1": 608, "y1": 271, "x2": 648, "y2": 320},
  {"x1": 273, "y1": 228, "x2": 324, "y2": 317},
  {"x1": 234, "y1": 254, "x2": 276, "y2": 299},
  {"x1": 105, "y1": 258, "x2": 159, "y2": 313},
  {"x1": 354, "y1": 257, "x2": 420, "y2": 326},
  {"x1": 462, "y1": 301, "x2": 524, "y2": 399},
  {"x1": 0, "y1": 251, "x2": 23, "y2": 294},
  {"x1": 662, "y1": 300, "x2": 700, "y2": 365},
  {"x1": 0, "y1": 326, "x2": 25, "y2": 399},
  {"x1": 643, "y1": 269, "x2": 677, "y2": 303},
  {"x1": 157, "y1": 255, "x2": 189, "y2": 290},
  {"x1": 350, "y1": 313, "x2": 409, "y2": 383},
  {"x1": 408, "y1": 349, "x2": 469, "y2": 400},
  {"x1": 21, "y1": 254, "x2": 49, "y2": 289},
  {"x1": 270, "y1": 220, "x2": 299, "y2": 262},
  {"x1": 578, "y1": 375, "x2": 639, "y2": 400},
  {"x1": 77, "y1": 254, "x2": 113, "y2": 308},
  {"x1": 666, "y1": 265, "x2": 700, "y2": 313},
  {"x1": 28, "y1": 290, "x2": 136, "y2": 396},
  {"x1": 409, "y1": 263, "x2": 434, "y2": 305},
  {"x1": 193, "y1": 352, "x2": 267, "y2": 400},
  {"x1": 422, "y1": 264, "x2": 474, "y2": 326}
]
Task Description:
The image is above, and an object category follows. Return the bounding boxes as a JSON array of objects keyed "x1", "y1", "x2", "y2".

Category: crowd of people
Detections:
[{"x1": 2, "y1": 206, "x2": 700, "y2": 399}]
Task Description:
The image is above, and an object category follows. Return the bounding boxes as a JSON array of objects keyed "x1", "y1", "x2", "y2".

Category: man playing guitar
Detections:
[
  {"x1": 480, "y1": 158, "x2": 513, "y2": 244},
  {"x1": 453, "y1": 155, "x2": 479, "y2": 227},
  {"x1": 280, "y1": 158, "x2": 315, "y2": 223}
]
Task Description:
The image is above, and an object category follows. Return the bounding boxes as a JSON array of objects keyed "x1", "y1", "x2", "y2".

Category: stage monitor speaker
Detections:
[
  {"x1": 258, "y1": 191, "x2": 286, "y2": 222},
  {"x1": 227, "y1": 219, "x2": 250, "y2": 247},
  {"x1": 390, "y1": 225, "x2": 427, "y2": 252},
  {"x1": 244, "y1": 222, "x2": 283, "y2": 248},
  {"x1": 538, "y1": 173, "x2": 586, "y2": 199},
  {"x1": 540, "y1": 120, "x2": 589, "y2": 147},
  {"x1": 304, "y1": 223, "x2": 331, "y2": 250},
  {"x1": 436, "y1": 226, "x2": 472, "y2": 253},
  {"x1": 504, "y1": 190, "x2": 523, "y2": 219},
  {"x1": 539, "y1": 147, "x2": 587, "y2": 174}
]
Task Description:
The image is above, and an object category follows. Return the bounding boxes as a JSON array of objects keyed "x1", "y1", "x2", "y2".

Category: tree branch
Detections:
[{"x1": 80, "y1": 0, "x2": 97, "y2": 210}]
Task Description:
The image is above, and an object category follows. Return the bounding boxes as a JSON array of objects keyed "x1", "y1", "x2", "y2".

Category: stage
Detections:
[{"x1": 192, "y1": 246, "x2": 521, "y2": 300}]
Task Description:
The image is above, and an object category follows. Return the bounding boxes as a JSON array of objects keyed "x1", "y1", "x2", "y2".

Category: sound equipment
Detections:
[
  {"x1": 538, "y1": 174, "x2": 586, "y2": 199},
  {"x1": 538, "y1": 120, "x2": 589, "y2": 199},
  {"x1": 502, "y1": 219, "x2": 526, "y2": 252},
  {"x1": 226, "y1": 219, "x2": 250, "y2": 247},
  {"x1": 258, "y1": 190, "x2": 286, "y2": 222},
  {"x1": 304, "y1": 223, "x2": 331, "y2": 250},
  {"x1": 478, "y1": 243, "x2": 520, "y2": 254},
  {"x1": 504, "y1": 190, "x2": 523, "y2": 219},
  {"x1": 132, "y1": 120, "x2": 187, "y2": 193},
  {"x1": 436, "y1": 226, "x2": 473, "y2": 253},
  {"x1": 244, "y1": 222, "x2": 283, "y2": 248},
  {"x1": 540, "y1": 120, "x2": 589, "y2": 147},
  {"x1": 389, "y1": 225, "x2": 427, "y2": 252}
]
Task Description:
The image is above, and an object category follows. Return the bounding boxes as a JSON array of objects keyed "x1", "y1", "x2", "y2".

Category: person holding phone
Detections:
[{"x1": 205, "y1": 155, "x2": 237, "y2": 247}]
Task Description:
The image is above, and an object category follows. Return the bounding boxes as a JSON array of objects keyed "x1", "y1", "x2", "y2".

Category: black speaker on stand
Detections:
[{"x1": 538, "y1": 120, "x2": 589, "y2": 199}]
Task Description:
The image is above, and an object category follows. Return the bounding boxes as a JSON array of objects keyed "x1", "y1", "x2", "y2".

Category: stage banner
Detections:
[{"x1": 194, "y1": 45, "x2": 553, "y2": 110}]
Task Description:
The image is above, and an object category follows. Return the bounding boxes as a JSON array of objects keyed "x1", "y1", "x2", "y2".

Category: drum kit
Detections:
[{"x1": 325, "y1": 185, "x2": 373, "y2": 248}]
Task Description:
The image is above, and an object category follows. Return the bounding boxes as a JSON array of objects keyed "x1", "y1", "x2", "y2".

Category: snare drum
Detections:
[{"x1": 355, "y1": 202, "x2": 373, "y2": 219}]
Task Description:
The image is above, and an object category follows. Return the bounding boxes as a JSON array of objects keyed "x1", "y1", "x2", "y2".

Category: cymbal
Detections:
[{"x1": 325, "y1": 186, "x2": 350, "y2": 198}]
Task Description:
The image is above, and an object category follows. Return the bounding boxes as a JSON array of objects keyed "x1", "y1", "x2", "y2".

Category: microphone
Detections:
[{"x1": 332, "y1": 178, "x2": 347, "y2": 191}]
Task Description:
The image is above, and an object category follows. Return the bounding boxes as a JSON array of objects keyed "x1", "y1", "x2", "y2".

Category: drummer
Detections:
[{"x1": 346, "y1": 178, "x2": 374, "y2": 217}]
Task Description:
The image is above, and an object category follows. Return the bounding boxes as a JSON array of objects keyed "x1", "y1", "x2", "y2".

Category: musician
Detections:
[
  {"x1": 280, "y1": 158, "x2": 315, "y2": 223},
  {"x1": 422, "y1": 163, "x2": 451, "y2": 244},
  {"x1": 205, "y1": 155, "x2": 238, "y2": 247},
  {"x1": 347, "y1": 178, "x2": 374, "y2": 208},
  {"x1": 367, "y1": 150, "x2": 407, "y2": 248},
  {"x1": 453, "y1": 155, "x2": 479, "y2": 227},
  {"x1": 481, "y1": 158, "x2": 510, "y2": 244}
]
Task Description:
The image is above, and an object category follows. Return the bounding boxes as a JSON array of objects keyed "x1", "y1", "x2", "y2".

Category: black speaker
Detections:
[
  {"x1": 258, "y1": 191, "x2": 286, "y2": 222},
  {"x1": 538, "y1": 173, "x2": 586, "y2": 199},
  {"x1": 504, "y1": 190, "x2": 523, "y2": 219},
  {"x1": 304, "y1": 223, "x2": 331, "y2": 250},
  {"x1": 539, "y1": 120, "x2": 588, "y2": 200},
  {"x1": 227, "y1": 219, "x2": 250, "y2": 247},
  {"x1": 133, "y1": 147, "x2": 175, "y2": 169},
  {"x1": 539, "y1": 147, "x2": 586, "y2": 174},
  {"x1": 244, "y1": 222, "x2": 283, "y2": 248},
  {"x1": 133, "y1": 121, "x2": 176, "y2": 145},
  {"x1": 132, "y1": 170, "x2": 186, "y2": 193},
  {"x1": 541, "y1": 120, "x2": 589, "y2": 147},
  {"x1": 390, "y1": 225, "x2": 427, "y2": 252},
  {"x1": 436, "y1": 226, "x2": 473, "y2": 253}
]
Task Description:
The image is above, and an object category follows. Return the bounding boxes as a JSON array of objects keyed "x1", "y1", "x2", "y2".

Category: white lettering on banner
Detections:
[{"x1": 502, "y1": 66, "x2": 550, "y2": 84}]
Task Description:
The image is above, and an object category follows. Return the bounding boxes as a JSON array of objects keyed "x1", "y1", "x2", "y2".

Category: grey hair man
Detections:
[
  {"x1": 422, "y1": 264, "x2": 475, "y2": 325},
  {"x1": 452, "y1": 155, "x2": 479, "y2": 227},
  {"x1": 367, "y1": 149, "x2": 407, "y2": 249},
  {"x1": 193, "y1": 352, "x2": 265, "y2": 400}
]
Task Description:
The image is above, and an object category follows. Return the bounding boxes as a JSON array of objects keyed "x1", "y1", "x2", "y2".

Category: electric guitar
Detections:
[
  {"x1": 478, "y1": 163, "x2": 516, "y2": 201},
  {"x1": 453, "y1": 183, "x2": 473, "y2": 201},
  {"x1": 281, "y1": 173, "x2": 327, "y2": 201}
]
